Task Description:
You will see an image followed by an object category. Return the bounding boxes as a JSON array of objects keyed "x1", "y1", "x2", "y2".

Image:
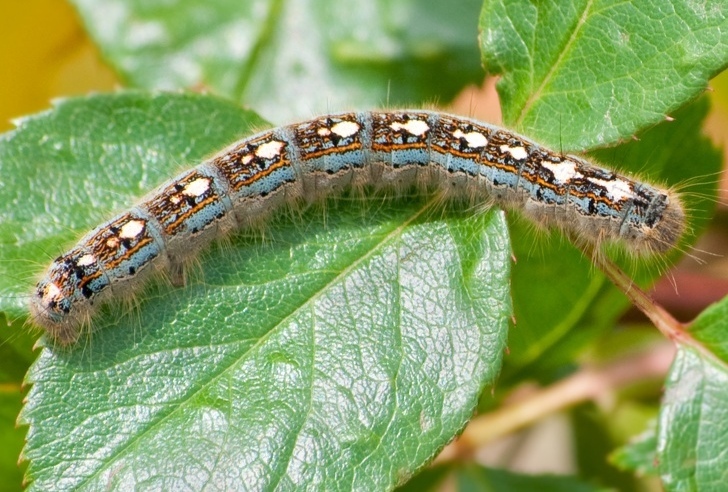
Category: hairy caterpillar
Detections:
[{"x1": 30, "y1": 111, "x2": 685, "y2": 345}]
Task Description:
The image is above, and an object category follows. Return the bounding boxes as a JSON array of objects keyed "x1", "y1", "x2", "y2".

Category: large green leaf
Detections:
[
  {"x1": 68, "y1": 0, "x2": 484, "y2": 121},
  {"x1": 481, "y1": 0, "x2": 728, "y2": 150},
  {"x1": 4, "y1": 93, "x2": 512, "y2": 490}
]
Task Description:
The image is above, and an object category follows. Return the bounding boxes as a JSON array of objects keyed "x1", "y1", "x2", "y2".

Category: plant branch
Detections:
[
  {"x1": 588, "y1": 248, "x2": 689, "y2": 344},
  {"x1": 439, "y1": 342, "x2": 675, "y2": 460}
]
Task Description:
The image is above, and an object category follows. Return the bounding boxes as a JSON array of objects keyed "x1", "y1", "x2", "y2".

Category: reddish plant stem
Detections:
[{"x1": 591, "y1": 250, "x2": 689, "y2": 344}]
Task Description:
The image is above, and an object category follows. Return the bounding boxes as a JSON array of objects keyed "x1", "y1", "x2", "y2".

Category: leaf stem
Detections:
[
  {"x1": 587, "y1": 249, "x2": 689, "y2": 344},
  {"x1": 586, "y1": 248, "x2": 722, "y2": 364}
]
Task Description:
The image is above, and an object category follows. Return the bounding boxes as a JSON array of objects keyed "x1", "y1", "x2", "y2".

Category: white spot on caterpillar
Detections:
[
  {"x1": 256, "y1": 140, "x2": 285, "y2": 159},
  {"x1": 330, "y1": 121, "x2": 360, "y2": 138},
  {"x1": 183, "y1": 178, "x2": 211, "y2": 197},
  {"x1": 453, "y1": 129, "x2": 488, "y2": 148},
  {"x1": 542, "y1": 161, "x2": 581, "y2": 183},
  {"x1": 589, "y1": 178, "x2": 634, "y2": 201},
  {"x1": 317, "y1": 127, "x2": 331, "y2": 136},
  {"x1": 76, "y1": 254, "x2": 96, "y2": 267},
  {"x1": 500, "y1": 145, "x2": 528, "y2": 160},
  {"x1": 390, "y1": 120, "x2": 429, "y2": 136},
  {"x1": 44, "y1": 282, "x2": 61, "y2": 299},
  {"x1": 119, "y1": 220, "x2": 145, "y2": 239}
]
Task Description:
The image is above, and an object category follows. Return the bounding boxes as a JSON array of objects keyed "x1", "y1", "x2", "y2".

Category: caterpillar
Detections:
[{"x1": 29, "y1": 110, "x2": 685, "y2": 345}]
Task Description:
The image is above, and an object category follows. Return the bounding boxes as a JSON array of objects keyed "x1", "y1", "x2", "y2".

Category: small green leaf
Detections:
[
  {"x1": 481, "y1": 0, "x2": 728, "y2": 150},
  {"x1": 687, "y1": 294, "x2": 728, "y2": 362},
  {"x1": 655, "y1": 298, "x2": 728, "y2": 491},
  {"x1": 69, "y1": 0, "x2": 484, "y2": 121},
  {"x1": 4, "y1": 93, "x2": 512, "y2": 490},
  {"x1": 611, "y1": 423, "x2": 659, "y2": 477}
]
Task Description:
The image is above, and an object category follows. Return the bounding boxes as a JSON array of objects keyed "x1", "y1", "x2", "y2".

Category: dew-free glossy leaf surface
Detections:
[
  {"x1": 5, "y1": 93, "x2": 512, "y2": 490},
  {"x1": 656, "y1": 297, "x2": 728, "y2": 492},
  {"x1": 481, "y1": 0, "x2": 728, "y2": 150}
]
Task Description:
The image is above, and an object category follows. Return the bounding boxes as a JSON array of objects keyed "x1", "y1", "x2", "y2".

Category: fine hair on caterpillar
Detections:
[{"x1": 29, "y1": 110, "x2": 686, "y2": 346}]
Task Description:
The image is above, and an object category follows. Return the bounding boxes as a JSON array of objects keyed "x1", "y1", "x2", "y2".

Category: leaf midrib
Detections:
[{"x1": 513, "y1": 0, "x2": 594, "y2": 129}]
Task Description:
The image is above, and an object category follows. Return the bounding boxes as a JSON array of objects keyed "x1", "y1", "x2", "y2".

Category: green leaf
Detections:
[
  {"x1": 69, "y1": 0, "x2": 484, "y2": 121},
  {"x1": 481, "y1": 0, "x2": 728, "y2": 150},
  {"x1": 5, "y1": 93, "x2": 512, "y2": 490},
  {"x1": 656, "y1": 298, "x2": 728, "y2": 491},
  {"x1": 687, "y1": 293, "x2": 728, "y2": 362},
  {"x1": 399, "y1": 463, "x2": 610, "y2": 492},
  {"x1": 610, "y1": 422, "x2": 659, "y2": 477}
]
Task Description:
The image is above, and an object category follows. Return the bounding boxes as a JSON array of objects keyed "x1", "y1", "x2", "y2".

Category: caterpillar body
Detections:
[{"x1": 30, "y1": 110, "x2": 685, "y2": 345}]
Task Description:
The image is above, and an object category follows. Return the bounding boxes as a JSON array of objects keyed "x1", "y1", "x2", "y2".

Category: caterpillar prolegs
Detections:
[{"x1": 30, "y1": 111, "x2": 685, "y2": 345}]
